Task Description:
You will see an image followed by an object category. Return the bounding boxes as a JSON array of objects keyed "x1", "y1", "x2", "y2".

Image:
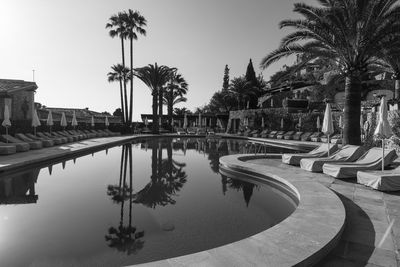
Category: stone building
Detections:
[{"x1": 0, "y1": 79, "x2": 37, "y2": 120}]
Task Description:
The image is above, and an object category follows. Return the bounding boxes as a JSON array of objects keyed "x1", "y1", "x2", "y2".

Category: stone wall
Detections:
[{"x1": 11, "y1": 90, "x2": 34, "y2": 120}]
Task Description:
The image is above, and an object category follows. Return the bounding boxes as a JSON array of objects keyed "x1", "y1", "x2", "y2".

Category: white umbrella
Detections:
[
  {"x1": 60, "y1": 112, "x2": 67, "y2": 129},
  {"x1": 183, "y1": 113, "x2": 187, "y2": 129},
  {"x1": 144, "y1": 117, "x2": 148, "y2": 126},
  {"x1": 280, "y1": 118, "x2": 284, "y2": 129},
  {"x1": 374, "y1": 96, "x2": 393, "y2": 171},
  {"x1": 261, "y1": 117, "x2": 265, "y2": 128},
  {"x1": 91, "y1": 116, "x2": 95, "y2": 128},
  {"x1": 47, "y1": 110, "x2": 54, "y2": 133},
  {"x1": 298, "y1": 117, "x2": 302, "y2": 130},
  {"x1": 209, "y1": 118, "x2": 212, "y2": 127},
  {"x1": 198, "y1": 113, "x2": 201, "y2": 127},
  {"x1": 2, "y1": 105, "x2": 11, "y2": 141},
  {"x1": 171, "y1": 118, "x2": 174, "y2": 126},
  {"x1": 246, "y1": 101, "x2": 250, "y2": 109},
  {"x1": 71, "y1": 111, "x2": 78, "y2": 129},
  {"x1": 360, "y1": 113, "x2": 364, "y2": 141},
  {"x1": 316, "y1": 116, "x2": 321, "y2": 132},
  {"x1": 338, "y1": 115, "x2": 343, "y2": 139},
  {"x1": 271, "y1": 98, "x2": 274, "y2": 108},
  {"x1": 32, "y1": 109, "x2": 41, "y2": 135},
  {"x1": 322, "y1": 103, "x2": 334, "y2": 156},
  {"x1": 105, "y1": 116, "x2": 110, "y2": 128}
]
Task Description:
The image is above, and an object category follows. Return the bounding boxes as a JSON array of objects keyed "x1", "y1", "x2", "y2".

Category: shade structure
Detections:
[
  {"x1": 60, "y1": 112, "x2": 67, "y2": 128},
  {"x1": 2, "y1": 105, "x2": 11, "y2": 141},
  {"x1": 183, "y1": 113, "x2": 187, "y2": 129},
  {"x1": 71, "y1": 111, "x2": 78, "y2": 128},
  {"x1": 32, "y1": 109, "x2": 41, "y2": 135},
  {"x1": 261, "y1": 117, "x2": 265, "y2": 128},
  {"x1": 374, "y1": 96, "x2": 393, "y2": 171},
  {"x1": 280, "y1": 118, "x2": 284, "y2": 129},
  {"x1": 91, "y1": 116, "x2": 95, "y2": 128},
  {"x1": 105, "y1": 116, "x2": 110, "y2": 127},
  {"x1": 322, "y1": 103, "x2": 334, "y2": 156},
  {"x1": 316, "y1": 116, "x2": 321, "y2": 132}
]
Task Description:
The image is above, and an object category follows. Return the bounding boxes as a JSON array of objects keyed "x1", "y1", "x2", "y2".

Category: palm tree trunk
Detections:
[
  {"x1": 119, "y1": 80, "x2": 125, "y2": 124},
  {"x1": 129, "y1": 37, "x2": 134, "y2": 124},
  {"x1": 343, "y1": 75, "x2": 361, "y2": 145},
  {"x1": 124, "y1": 81, "x2": 129, "y2": 126},
  {"x1": 152, "y1": 90, "x2": 159, "y2": 134},
  {"x1": 120, "y1": 37, "x2": 129, "y2": 125},
  {"x1": 158, "y1": 87, "x2": 163, "y2": 129},
  {"x1": 168, "y1": 90, "x2": 173, "y2": 129}
]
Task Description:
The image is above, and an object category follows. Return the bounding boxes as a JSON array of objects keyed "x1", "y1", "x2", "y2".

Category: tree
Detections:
[
  {"x1": 229, "y1": 76, "x2": 260, "y2": 109},
  {"x1": 106, "y1": 13, "x2": 129, "y2": 124},
  {"x1": 107, "y1": 64, "x2": 131, "y2": 124},
  {"x1": 260, "y1": 0, "x2": 400, "y2": 145},
  {"x1": 245, "y1": 59, "x2": 258, "y2": 87},
  {"x1": 174, "y1": 107, "x2": 190, "y2": 116},
  {"x1": 134, "y1": 63, "x2": 172, "y2": 133},
  {"x1": 222, "y1": 64, "x2": 230, "y2": 91},
  {"x1": 123, "y1": 10, "x2": 147, "y2": 124},
  {"x1": 113, "y1": 108, "x2": 123, "y2": 117},
  {"x1": 164, "y1": 72, "x2": 188, "y2": 127}
]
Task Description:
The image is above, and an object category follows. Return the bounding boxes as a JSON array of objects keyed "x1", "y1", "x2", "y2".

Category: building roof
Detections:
[{"x1": 0, "y1": 79, "x2": 37, "y2": 95}]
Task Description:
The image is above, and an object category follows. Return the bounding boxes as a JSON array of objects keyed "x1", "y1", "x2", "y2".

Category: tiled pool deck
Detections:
[{"x1": 0, "y1": 134, "x2": 399, "y2": 266}]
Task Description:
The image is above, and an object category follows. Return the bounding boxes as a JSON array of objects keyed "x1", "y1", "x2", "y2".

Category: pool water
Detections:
[{"x1": 0, "y1": 137, "x2": 297, "y2": 266}]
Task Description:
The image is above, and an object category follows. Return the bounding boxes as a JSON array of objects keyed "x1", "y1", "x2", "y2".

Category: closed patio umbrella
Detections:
[
  {"x1": 298, "y1": 117, "x2": 302, "y2": 130},
  {"x1": 261, "y1": 117, "x2": 265, "y2": 128},
  {"x1": 316, "y1": 116, "x2": 321, "y2": 132},
  {"x1": 47, "y1": 110, "x2": 54, "y2": 133},
  {"x1": 60, "y1": 112, "x2": 67, "y2": 129},
  {"x1": 322, "y1": 103, "x2": 334, "y2": 156},
  {"x1": 198, "y1": 113, "x2": 201, "y2": 127},
  {"x1": 105, "y1": 116, "x2": 110, "y2": 128},
  {"x1": 280, "y1": 118, "x2": 284, "y2": 129},
  {"x1": 183, "y1": 113, "x2": 187, "y2": 129},
  {"x1": 32, "y1": 109, "x2": 41, "y2": 135},
  {"x1": 374, "y1": 96, "x2": 393, "y2": 171},
  {"x1": 144, "y1": 117, "x2": 148, "y2": 127},
  {"x1": 2, "y1": 105, "x2": 11, "y2": 142},
  {"x1": 338, "y1": 115, "x2": 343, "y2": 139},
  {"x1": 71, "y1": 111, "x2": 78, "y2": 129},
  {"x1": 91, "y1": 116, "x2": 95, "y2": 128},
  {"x1": 271, "y1": 98, "x2": 274, "y2": 108}
]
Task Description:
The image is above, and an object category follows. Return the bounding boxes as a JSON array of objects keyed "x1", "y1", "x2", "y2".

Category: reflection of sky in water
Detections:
[{"x1": 0, "y1": 138, "x2": 297, "y2": 266}]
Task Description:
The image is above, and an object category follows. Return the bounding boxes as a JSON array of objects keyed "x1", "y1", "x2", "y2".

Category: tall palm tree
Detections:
[
  {"x1": 134, "y1": 63, "x2": 172, "y2": 133},
  {"x1": 106, "y1": 13, "x2": 129, "y2": 124},
  {"x1": 260, "y1": 0, "x2": 400, "y2": 145},
  {"x1": 123, "y1": 10, "x2": 147, "y2": 124},
  {"x1": 164, "y1": 73, "x2": 188, "y2": 127},
  {"x1": 228, "y1": 76, "x2": 259, "y2": 110},
  {"x1": 107, "y1": 64, "x2": 130, "y2": 124},
  {"x1": 158, "y1": 67, "x2": 176, "y2": 129}
]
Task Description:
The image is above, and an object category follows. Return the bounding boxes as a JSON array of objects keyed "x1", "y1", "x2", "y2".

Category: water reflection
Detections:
[
  {"x1": 221, "y1": 175, "x2": 258, "y2": 206},
  {"x1": 106, "y1": 144, "x2": 145, "y2": 254},
  {"x1": 0, "y1": 169, "x2": 39, "y2": 205}
]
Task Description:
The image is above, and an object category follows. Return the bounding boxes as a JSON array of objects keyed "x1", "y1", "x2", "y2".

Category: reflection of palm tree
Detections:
[
  {"x1": 132, "y1": 139, "x2": 187, "y2": 209},
  {"x1": 105, "y1": 144, "x2": 144, "y2": 254},
  {"x1": 223, "y1": 176, "x2": 257, "y2": 207}
]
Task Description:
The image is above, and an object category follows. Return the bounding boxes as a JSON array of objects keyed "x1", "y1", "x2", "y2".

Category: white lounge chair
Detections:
[
  {"x1": 357, "y1": 168, "x2": 400, "y2": 191},
  {"x1": 282, "y1": 143, "x2": 339, "y2": 166}
]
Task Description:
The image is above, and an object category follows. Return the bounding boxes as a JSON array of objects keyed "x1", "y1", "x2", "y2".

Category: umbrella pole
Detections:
[
  {"x1": 5, "y1": 127, "x2": 8, "y2": 143},
  {"x1": 328, "y1": 135, "x2": 330, "y2": 157},
  {"x1": 382, "y1": 139, "x2": 385, "y2": 171}
]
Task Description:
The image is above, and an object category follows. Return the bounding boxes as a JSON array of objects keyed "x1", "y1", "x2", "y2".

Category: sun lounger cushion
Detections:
[
  {"x1": 0, "y1": 135, "x2": 30, "y2": 152},
  {"x1": 268, "y1": 131, "x2": 278, "y2": 138},
  {"x1": 323, "y1": 148, "x2": 398, "y2": 179},
  {"x1": 0, "y1": 142, "x2": 17, "y2": 154},
  {"x1": 282, "y1": 143, "x2": 339, "y2": 165},
  {"x1": 300, "y1": 132, "x2": 314, "y2": 141},
  {"x1": 16, "y1": 133, "x2": 54, "y2": 147},
  {"x1": 276, "y1": 131, "x2": 287, "y2": 139},
  {"x1": 291, "y1": 132, "x2": 304, "y2": 140},
  {"x1": 300, "y1": 145, "x2": 365, "y2": 172},
  {"x1": 283, "y1": 131, "x2": 296, "y2": 140},
  {"x1": 357, "y1": 169, "x2": 400, "y2": 191}
]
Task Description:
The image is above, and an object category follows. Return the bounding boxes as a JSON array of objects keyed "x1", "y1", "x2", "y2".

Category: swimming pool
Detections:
[{"x1": 0, "y1": 137, "x2": 298, "y2": 266}]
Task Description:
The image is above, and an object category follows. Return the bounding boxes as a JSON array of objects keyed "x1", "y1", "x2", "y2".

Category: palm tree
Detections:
[
  {"x1": 228, "y1": 76, "x2": 259, "y2": 110},
  {"x1": 123, "y1": 10, "x2": 147, "y2": 124},
  {"x1": 134, "y1": 63, "x2": 172, "y2": 133},
  {"x1": 106, "y1": 13, "x2": 129, "y2": 124},
  {"x1": 260, "y1": 0, "x2": 400, "y2": 145},
  {"x1": 164, "y1": 73, "x2": 188, "y2": 127},
  {"x1": 107, "y1": 64, "x2": 130, "y2": 124}
]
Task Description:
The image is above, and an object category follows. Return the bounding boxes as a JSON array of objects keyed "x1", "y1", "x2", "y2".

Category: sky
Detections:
[{"x1": 0, "y1": 0, "x2": 304, "y2": 121}]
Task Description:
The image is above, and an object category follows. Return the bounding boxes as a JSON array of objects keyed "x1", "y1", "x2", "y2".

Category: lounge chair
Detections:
[
  {"x1": 59, "y1": 131, "x2": 81, "y2": 141},
  {"x1": 16, "y1": 133, "x2": 54, "y2": 147},
  {"x1": 187, "y1": 128, "x2": 197, "y2": 135},
  {"x1": 26, "y1": 133, "x2": 56, "y2": 146},
  {"x1": 4, "y1": 134, "x2": 42, "y2": 150},
  {"x1": 250, "y1": 129, "x2": 260, "y2": 137},
  {"x1": 310, "y1": 132, "x2": 323, "y2": 142},
  {"x1": 0, "y1": 142, "x2": 17, "y2": 155},
  {"x1": 282, "y1": 143, "x2": 339, "y2": 166},
  {"x1": 176, "y1": 128, "x2": 186, "y2": 135},
  {"x1": 37, "y1": 132, "x2": 65, "y2": 144},
  {"x1": 260, "y1": 129, "x2": 270, "y2": 138},
  {"x1": 320, "y1": 133, "x2": 335, "y2": 143},
  {"x1": 330, "y1": 134, "x2": 342, "y2": 144},
  {"x1": 89, "y1": 129, "x2": 107, "y2": 137},
  {"x1": 207, "y1": 129, "x2": 215, "y2": 135},
  {"x1": 276, "y1": 131, "x2": 289, "y2": 139},
  {"x1": 300, "y1": 132, "x2": 314, "y2": 141},
  {"x1": 300, "y1": 145, "x2": 365, "y2": 172},
  {"x1": 283, "y1": 131, "x2": 296, "y2": 140},
  {"x1": 267, "y1": 130, "x2": 278, "y2": 139},
  {"x1": 322, "y1": 148, "x2": 398, "y2": 179},
  {"x1": 53, "y1": 131, "x2": 76, "y2": 142},
  {"x1": 291, "y1": 131, "x2": 304, "y2": 141},
  {"x1": 197, "y1": 128, "x2": 207, "y2": 135},
  {"x1": 357, "y1": 168, "x2": 400, "y2": 191},
  {"x1": 243, "y1": 129, "x2": 252, "y2": 137},
  {"x1": 104, "y1": 129, "x2": 120, "y2": 136},
  {"x1": 67, "y1": 130, "x2": 86, "y2": 140},
  {"x1": 83, "y1": 130, "x2": 101, "y2": 137},
  {"x1": 0, "y1": 135, "x2": 30, "y2": 152}
]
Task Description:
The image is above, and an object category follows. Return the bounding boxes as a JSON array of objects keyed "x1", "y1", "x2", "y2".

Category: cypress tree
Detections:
[
  {"x1": 222, "y1": 64, "x2": 230, "y2": 91},
  {"x1": 245, "y1": 59, "x2": 258, "y2": 86}
]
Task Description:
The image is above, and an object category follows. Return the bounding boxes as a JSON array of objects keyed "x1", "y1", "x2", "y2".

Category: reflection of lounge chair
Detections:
[
  {"x1": 284, "y1": 131, "x2": 296, "y2": 140},
  {"x1": 300, "y1": 132, "x2": 314, "y2": 141},
  {"x1": 357, "y1": 168, "x2": 400, "y2": 191},
  {"x1": 300, "y1": 145, "x2": 365, "y2": 172},
  {"x1": 282, "y1": 143, "x2": 339, "y2": 166},
  {"x1": 0, "y1": 135, "x2": 30, "y2": 152},
  {"x1": 292, "y1": 131, "x2": 304, "y2": 140},
  {"x1": 276, "y1": 131, "x2": 288, "y2": 139},
  {"x1": 330, "y1": 134, "x2": 342, "y2": 144},
  {"x1": 16, "y1": 133, "x2": 54, "y2": 147},
  {"x1": 310, "y1": 132, "x2": 323, "y2": 142},
  {"x1": 323, "y1": 148, "x2": 398, "y2": 179}
]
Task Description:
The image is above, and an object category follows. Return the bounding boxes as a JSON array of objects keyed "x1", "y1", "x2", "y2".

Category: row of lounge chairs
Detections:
[
  {"x1": 0, "y1": 129, "x2": 120, "y2": 155},
  {"x1": 176, "y1": 127, "x2": 215, "y2": 135},
  {"x1": 237, "y1": 129, "x2": 343, "y2": 143},
  {"x1": 282, "y1": 143, "x2": 399, "y2": 191}
]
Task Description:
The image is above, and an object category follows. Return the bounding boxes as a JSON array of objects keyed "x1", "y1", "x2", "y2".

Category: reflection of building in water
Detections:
[{"x1": 0, "y1": 169, "x2": 40, "y2": 205}]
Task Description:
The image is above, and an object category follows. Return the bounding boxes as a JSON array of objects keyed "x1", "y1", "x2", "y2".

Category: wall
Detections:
[{"x1": 11, "y1": 90, "x2": 34, "y2": 120}]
